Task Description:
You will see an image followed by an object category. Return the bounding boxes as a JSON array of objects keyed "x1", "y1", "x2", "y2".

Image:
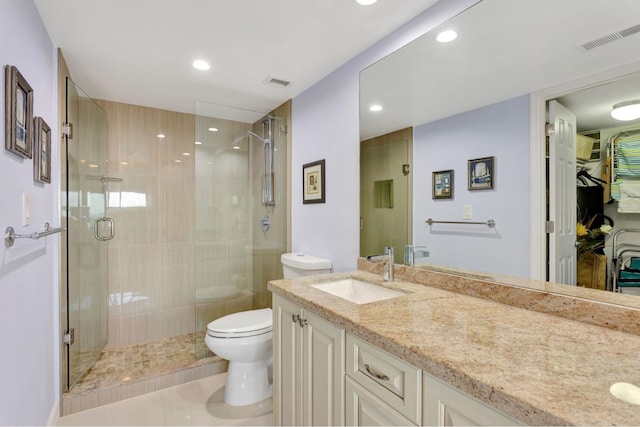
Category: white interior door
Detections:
[{"x1": 548, "y1": 100, "x2": 577, "y2": 285}]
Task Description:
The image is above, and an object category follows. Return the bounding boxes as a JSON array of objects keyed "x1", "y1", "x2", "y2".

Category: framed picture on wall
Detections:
[
  {"x1": 432, "y1": 169, "x2": 454, "y2": 199},
  {"x1": 303, "y1": 159, "x2": 325, "y2": 204},
  {"x1": 5, "y1": 65, "x2": 34, "y2": 159},
  {"x1": 468, "y1": 156, "x2": 494, "y2": 190},
  {"x1": 33, "y1": 117, "x2": 51, "y2": 183}
]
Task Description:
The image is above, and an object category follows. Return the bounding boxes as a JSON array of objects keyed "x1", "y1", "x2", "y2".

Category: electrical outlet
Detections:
[{"x1": 463, "y1": 204, "x2": 472, "y2": 220}]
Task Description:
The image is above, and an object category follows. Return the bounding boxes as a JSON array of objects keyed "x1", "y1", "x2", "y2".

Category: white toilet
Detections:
[
  {"x1": 205, "y1": 308, "x2": 273, "y2": 406},
  {"x1": 281, "y1": 252, "x2": 332, "y2": 278},
  {"x1": 205, "y1": 252, "x2": 331, "y2": 407}
]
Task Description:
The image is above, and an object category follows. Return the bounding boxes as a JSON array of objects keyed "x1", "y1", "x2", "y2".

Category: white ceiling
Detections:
[
  {"x1": 557, "y1": 74, "x2": 640, "y2": 132},
  {"x1": 360, "y1": 0, "x2": 640, "y2": 140},
  {"x1": 34, "y1": 0, "x2": 439, "y2": 122}
]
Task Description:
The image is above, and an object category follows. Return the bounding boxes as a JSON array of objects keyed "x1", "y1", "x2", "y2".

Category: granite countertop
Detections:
[{"x1": 268, "y1": 269, "x2": 640, "y2": 426}]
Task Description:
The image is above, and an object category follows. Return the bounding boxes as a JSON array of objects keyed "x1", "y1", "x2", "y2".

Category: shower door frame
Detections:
[{"x1": 61, "y1": 76, "x2": 111, "y2": 392}]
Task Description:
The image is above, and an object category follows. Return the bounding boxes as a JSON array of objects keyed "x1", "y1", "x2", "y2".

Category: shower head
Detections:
[{"x1": 248, "y1": 130, "x2": 269, "y2": 144}]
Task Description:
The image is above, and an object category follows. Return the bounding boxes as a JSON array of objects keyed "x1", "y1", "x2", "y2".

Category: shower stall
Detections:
[{"x1": 61, "y1": 93, "x2": 290, "y2": 413}]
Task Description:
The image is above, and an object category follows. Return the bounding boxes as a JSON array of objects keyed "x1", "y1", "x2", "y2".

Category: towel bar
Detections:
[
  {"x1": 426, "y1": 218, "x2": 495, "y2": 228},
  {"x1": 5, "y1": 222, "x2": 66, "y2": 248}
]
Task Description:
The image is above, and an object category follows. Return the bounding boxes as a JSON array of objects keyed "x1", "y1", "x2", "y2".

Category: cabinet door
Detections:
[
  {"x1": 302, "y1": 309, "x2": 345, "y2": 426},
  {"x1": 345, "y1": 377, "x2": 416, "y2": 426},
  {"x1": 273, "y1": 295, "x2": 303, "y2": 426},
  {"x1": 422, "y1": 374, "x2": 523, "y2": 426}
]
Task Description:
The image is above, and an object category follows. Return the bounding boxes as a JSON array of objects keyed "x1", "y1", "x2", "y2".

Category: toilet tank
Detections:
[{"x1": 281, "y1": 252, "x2": 332, "y2": 278}]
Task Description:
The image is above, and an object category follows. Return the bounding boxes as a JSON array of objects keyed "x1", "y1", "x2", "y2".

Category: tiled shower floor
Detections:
[{"x1": 63, "y1": 333, "x2": 225, "y2": 415}]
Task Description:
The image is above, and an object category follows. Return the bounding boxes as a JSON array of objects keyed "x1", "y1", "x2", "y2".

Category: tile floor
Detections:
[
  {"x1": 57, "y1": 373, "x2": 274, "y2": 426},
  {"x1": 69, "y1": 333, "x2": 212, "y2": 395}
]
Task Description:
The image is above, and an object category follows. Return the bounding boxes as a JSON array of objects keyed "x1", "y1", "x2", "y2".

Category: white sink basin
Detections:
[{"x1": 310, "y1": 279, "x2": 404, "y2": 304}]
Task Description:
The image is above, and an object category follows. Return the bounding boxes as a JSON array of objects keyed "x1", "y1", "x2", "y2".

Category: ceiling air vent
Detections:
[
  {"x1": 264, "y1": 76, "x2": 292, "y2": 88},
  {"x1": 619, "y1": 24, "x2": 640, "y2": 38},
  {"x1": 581, "y1": 24, "x2": 640, "y2": 51}
]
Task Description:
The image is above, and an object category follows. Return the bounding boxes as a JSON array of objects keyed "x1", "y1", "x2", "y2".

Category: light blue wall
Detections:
[
  {"x1": 413, "y1": 95, "x2": 531, "y2": 277},
  {"x1": 291, "y1": 0, "x2": 480, "y2": 272},
  {"x1": 0, "y1": 0, "x2": 58, "y2": 424}
]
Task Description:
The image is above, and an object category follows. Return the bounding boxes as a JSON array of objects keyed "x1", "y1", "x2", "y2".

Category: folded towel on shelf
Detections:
[
  {"x1": 619, "y1": 198, "x2": 640, "y2": 213},
  {"x1": 617, "y1": 139, "x2": 640, "y2": 177},
  {"x1": 618, "y1": 181, "x2": 640, "y2": 213}
]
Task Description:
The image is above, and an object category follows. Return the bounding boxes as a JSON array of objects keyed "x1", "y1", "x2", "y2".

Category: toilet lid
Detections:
[{"x1": 207, "y1": 308, "x2": 273, "y2": 337}]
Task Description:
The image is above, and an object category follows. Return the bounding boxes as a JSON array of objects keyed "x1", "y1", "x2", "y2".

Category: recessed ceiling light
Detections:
[
  {"x1": 195, "y1": 141, "x2": 202, "y2": 145},
  {"x1": 192, "y1": 60, "x2": 210, "y2": 71},
  {"x1": 175, "y1": 159, "x2": 182, "y2": 163},
  {"x1": 89, "y1": 164, "x2": 99, "y2": 168},
  {"x1": 369, "y1": 104, "x2": 383, "y2": 112},
  {"x1": 436, "y1": 30, "x2": 458, "y2": 43},
  {"x1": 183, "y1": 152, "x2": 190, "y2": 156},
  {"x1": 157, "y1": 134, "x2": 165, "y2": 139},
  {"x1": 208, "y1": 127, "x2": 218, "y2": 132},
  {"x1": 357, "y1": 0, "x2": 377, "y2": 5},
  {"x1": 232, "y1": 146, "x2": 241, "y2": 150},
  {"x1": 121, "y1": 161, "x2": 128, "y2": 165},
  {"x1": 611, "y1": 100, "x2": 640, "y2": 121}
]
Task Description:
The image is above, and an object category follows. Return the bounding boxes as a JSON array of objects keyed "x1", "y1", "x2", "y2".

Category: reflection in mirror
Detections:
[
  {"x1": 359, "y1": 0, "x2": 640, "y2": 307},
  {"x1": 360, "y1": 128, "x2": 412, "y2": 264}
]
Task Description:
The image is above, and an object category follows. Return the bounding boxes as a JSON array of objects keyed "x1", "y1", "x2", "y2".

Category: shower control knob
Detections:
[{"x1": 261, "y1": 215, "x2": 270, "y2": 232}]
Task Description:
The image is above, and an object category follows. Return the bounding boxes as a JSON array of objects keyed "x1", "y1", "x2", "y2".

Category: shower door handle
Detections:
[{"x1": 94, "y1": 217, "x2": 115, "y2": 241}]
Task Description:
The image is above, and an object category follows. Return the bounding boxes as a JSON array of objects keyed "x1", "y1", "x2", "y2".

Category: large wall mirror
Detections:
[{"x1": 360, "y1": 0, "x2": 640, "y2": 307}]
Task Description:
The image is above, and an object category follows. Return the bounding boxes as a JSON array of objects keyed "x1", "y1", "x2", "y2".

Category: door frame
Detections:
[{"x1": 529, "y1": 60, "x2": 640, "y2": 281}]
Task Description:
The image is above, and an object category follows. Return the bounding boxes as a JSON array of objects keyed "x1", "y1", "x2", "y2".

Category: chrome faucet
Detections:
[
  {"x1": 366, "y1": 246, "x2": 394, "y2": 281},
  {"x1": 404, "y1": 245, "x2": 429, "y2": 266}
]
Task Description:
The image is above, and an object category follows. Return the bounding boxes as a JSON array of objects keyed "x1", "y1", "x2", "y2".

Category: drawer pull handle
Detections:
[{"x1": 364, "y1": 364, "x2": 390, "y2": 381}]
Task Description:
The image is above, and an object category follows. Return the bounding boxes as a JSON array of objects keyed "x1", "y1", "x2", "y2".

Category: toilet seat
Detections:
[{"x1": 207, "y1": 308, "x2": 273, "y2": 338}]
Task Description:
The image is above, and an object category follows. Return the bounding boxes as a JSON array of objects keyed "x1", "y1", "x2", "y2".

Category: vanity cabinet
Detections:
[
  {"x1": 273, "y1": 293, "x2": 524, "y2": 426},
  {"x1": 273, "y1": 295, "x2": 345, "y2": 426},
  {"x1": 345, "y1": 376, "x2": 416, "y2": 426},
  {"x1": 422, "y1": 373, "x2": 523, "y2": 426}
]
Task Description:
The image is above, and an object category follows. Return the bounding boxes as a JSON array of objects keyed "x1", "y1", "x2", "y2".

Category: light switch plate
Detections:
[
  {"x1": 463, "y1": 204, "x2": 472, "y2": 220},
  {"x1": 22, "y1": 193, "x2": 31, "y2": 226}
]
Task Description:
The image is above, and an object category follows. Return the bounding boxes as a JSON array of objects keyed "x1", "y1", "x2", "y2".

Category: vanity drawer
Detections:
[{"x1": 346, "y1": 333, "x2": 421, "y2": 424}]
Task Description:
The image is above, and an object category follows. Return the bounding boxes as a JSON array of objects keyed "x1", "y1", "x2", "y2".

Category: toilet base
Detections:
[{"x1": 224, "y1": 359, "x2": 272, "y2": 406}]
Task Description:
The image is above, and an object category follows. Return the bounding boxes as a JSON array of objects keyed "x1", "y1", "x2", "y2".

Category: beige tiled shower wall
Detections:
[
  {"x1": 97, "y1": 99, "x2": 291, "y2": 350},
  {"x1": 96, "y1": 100, "x2": 196, "y2": 348},
  {"x1": 250, "y1": 101, "x2": 291, "y2": 309}
]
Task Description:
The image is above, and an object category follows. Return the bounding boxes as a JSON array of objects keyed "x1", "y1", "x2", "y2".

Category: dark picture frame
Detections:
[
  {"x1": 432, "y1": 169, "x2": 454, "y2": 199},
  {"x1": 5, "y1": 65, "x2": 34, "y2": 159},
  {"x1": 33, "y1": 117, "x2": 51, "y2": 183},
  {"x1": 468, "y1": 156, "x2": 494, "y2": 190},
  {"x1": 302, "y1": 159, "x2": 325, "y2": 204}
]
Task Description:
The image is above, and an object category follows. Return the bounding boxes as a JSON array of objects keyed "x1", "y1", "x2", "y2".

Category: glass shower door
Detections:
[{"x1": 65, "y1": 78, "x2": 109, "y2": 388}]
